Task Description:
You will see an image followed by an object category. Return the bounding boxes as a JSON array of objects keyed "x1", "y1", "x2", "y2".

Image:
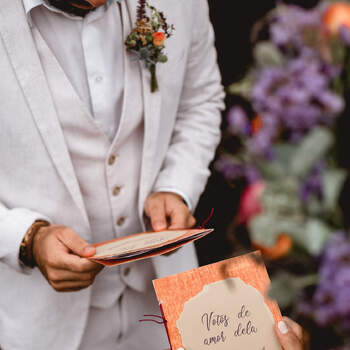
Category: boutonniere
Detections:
[{"x1": 125, "y1": 0, "x2": 175, "y2": 92}]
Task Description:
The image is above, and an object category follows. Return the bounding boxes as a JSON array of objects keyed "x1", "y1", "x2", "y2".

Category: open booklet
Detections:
[{"x1": 88, "y1": 228, "x2": 213, "y2": 266}]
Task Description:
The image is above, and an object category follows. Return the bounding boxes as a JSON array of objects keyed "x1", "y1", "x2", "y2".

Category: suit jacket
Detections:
[{"x1": 0, "y1": 0, "x2": 224, "y2": 348}]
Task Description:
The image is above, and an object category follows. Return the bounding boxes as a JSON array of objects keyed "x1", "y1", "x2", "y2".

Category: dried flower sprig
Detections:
[
  {"x1": 125, "y1": 0, "x2": 175, "y2": 92},
  {"x1": 136, "y1": 0, "x2": 147, "y2": 22}
]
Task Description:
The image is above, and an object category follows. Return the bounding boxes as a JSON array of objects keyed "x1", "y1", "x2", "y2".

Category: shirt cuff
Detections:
[{"x1": 1, "y1": 209, "x2": 51, "y2": 274}]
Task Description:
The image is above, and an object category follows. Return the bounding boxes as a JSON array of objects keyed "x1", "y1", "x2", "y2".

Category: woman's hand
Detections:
[{"x1": 276, "y1": 317, "x2": 306, "y2": 350}]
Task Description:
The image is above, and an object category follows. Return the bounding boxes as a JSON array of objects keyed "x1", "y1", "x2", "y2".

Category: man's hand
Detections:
[
  {"x1": 145, "y1": 192, "x2": 196, "y2": 231},
  {"x1": 33, "y1": 225, "x2": 103, "y2": 292}
]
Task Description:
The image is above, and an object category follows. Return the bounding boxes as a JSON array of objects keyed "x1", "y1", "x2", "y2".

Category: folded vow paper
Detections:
[
  {"x1": 153, "y1": 252, "x2": 282, "y2": 350},
  {"x1": 89, "y1": 228, "x2": 213, "y2": 266}
]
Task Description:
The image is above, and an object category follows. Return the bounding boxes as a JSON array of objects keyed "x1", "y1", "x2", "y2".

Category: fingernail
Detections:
[
  {"x1": 278, "y1": 321, "x2": 289, "y2": 335},
  {"x1": 83, "y1": 246, "x2": 96, "y2": 257},
  {"x1": 154, "y1": 222, "x2": 166, "y2": 230},
  {"x1": 177, "y1": 348, "x2": 185, "y2": 350}
]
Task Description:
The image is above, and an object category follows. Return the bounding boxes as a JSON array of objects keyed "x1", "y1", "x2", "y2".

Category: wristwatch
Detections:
[{"x1": 19, "y1": 220, "x2": 50, "y2": 268}]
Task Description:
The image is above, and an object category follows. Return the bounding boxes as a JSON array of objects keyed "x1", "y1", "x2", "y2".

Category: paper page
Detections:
[{"x1": 94, "y1": 230, "x2": 190, "y2": 258}]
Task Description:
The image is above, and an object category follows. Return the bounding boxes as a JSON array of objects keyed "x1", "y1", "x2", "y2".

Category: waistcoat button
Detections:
[
  {"x1": 117, "y1": 217, "x2": 126, "y2": 226},
  {"x1": 123, "y1": 267, "x2": 131, "y2": 277},
  {"x1": 108, "y1": 155, "x2": 116, "y2": 165},
  {"x1": 113, "y1": 186, "x2": 121, "y2": 196}
]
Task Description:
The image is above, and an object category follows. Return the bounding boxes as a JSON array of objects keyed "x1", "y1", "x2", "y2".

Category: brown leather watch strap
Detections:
[{"x1": 19, "y1": 220, "x2": 50, "y2": 268}]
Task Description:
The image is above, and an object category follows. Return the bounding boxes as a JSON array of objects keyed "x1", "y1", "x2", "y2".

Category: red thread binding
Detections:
[
  {"x1": 139, "y1": 314, "x2": 165, "y2": 325},
  {"x1": 198, "y1": 208, "x2": 214, "y2": 229},
  {"x1": 138, "y1": 306, "x2": 172, "y2": 349}
]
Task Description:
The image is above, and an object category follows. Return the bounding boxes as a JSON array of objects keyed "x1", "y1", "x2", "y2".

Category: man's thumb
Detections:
[{"x1": 59, "y1": 228, "x2": 96, "y2": 257}]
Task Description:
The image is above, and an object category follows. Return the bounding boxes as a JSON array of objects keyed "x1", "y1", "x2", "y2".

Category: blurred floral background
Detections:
[{"x1": 195, "y1": 0, "x2": 350, "y2": 348}]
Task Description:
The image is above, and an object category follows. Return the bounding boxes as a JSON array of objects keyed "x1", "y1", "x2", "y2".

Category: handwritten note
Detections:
[{"x1": 176, "y1": 278, "x2": 281, "y2": 350}]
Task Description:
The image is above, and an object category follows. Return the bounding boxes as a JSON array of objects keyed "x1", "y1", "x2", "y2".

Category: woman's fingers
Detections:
[
  {"x1": 276, "y1": 319, "x2": 303, "y2": 350},
  {"x1": 283, "y1": 317, "x2": 303, "y2": 341}
]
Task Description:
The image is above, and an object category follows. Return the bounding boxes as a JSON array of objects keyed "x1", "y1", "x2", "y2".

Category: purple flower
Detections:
[
  {"x1": 270, "y1": 5, "x2": 323, "y2": 49},
  {"x1": 301, "y1": 233, "x2": 350, "y2": 331},
  {"x1": 252, "y1": 50, "x2": 344, "y2": 140},
  {"x1": 227, "y1": 106, "x2": 250, "y2": 136},
  {"x1": 244, "y1": 166, "x2": 261, "y2": 184},
  {"x1": 248, "y1": 130, "x2": 274, "y2": 156},
  {"x1": 215, "y1": 156, "x2": 245, "y2": 181},
  {"x1": 215, "y1": 156, "x2": 262, "y2": 183},
  {"x1": 300, "y1": 160, "x2": 325, "y2": 203}
]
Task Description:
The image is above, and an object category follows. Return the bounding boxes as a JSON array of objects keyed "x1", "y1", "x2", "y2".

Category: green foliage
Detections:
[
  {"x1": 322, "y1": 169, "x2": 347, "y2": 212},
  {"x1": 249, "y1": 178, "x2": 304, "y2": 246},
  {"x1": 290, "y1": 127, "x2": 334, "y2": 178},
  {"x1": 254, "y1": 41, "x2": 285, "y2": 68},
  {"x1": 269, "y1": 272, "x2": 318, "y2": 309},
  {"x1": 227, "y1": 73, "x2": 254, "y2": 99}
]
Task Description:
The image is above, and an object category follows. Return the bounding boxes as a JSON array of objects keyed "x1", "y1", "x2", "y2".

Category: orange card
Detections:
[{"x1": 153, "y1": 252, "x2": 282, "y2": 350}]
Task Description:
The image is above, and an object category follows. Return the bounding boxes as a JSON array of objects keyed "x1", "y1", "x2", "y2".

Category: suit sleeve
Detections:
[
  {"x1": 152, "y1": 0, "x2": 225, "y2": 211},
  {"x1": 0, "y1": 202, "x2": 50, "y2": 273}
]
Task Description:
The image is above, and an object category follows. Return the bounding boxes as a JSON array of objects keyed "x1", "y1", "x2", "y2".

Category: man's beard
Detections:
[{"x1": 48, "y1": 0, "x2": 107, "y2": 17}]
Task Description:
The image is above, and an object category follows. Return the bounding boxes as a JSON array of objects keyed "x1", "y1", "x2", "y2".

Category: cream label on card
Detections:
[{"x1": 176, "y1": 278, "x2": 282, "y2": 350}]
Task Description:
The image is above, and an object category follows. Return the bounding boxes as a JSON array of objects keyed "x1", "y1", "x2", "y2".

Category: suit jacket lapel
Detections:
[
  {"x1": 124, "y1": 0, "x2": 162, "y2": 219},
  {"x1": 0, "y1": 0, "x2": 90, "y2": 229}
]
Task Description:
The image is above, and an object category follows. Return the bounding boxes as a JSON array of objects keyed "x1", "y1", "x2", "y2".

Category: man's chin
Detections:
[
  {"x1": 47, "y1": 0, "x2": 100, "y2": 16},
  {"x1": 68, "y1": 0, "x2": 94, "y2": 10}
]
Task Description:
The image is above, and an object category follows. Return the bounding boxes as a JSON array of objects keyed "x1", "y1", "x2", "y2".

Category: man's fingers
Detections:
[
  {"x1": 57, "y1": 227, "x2": 96, "y2": 258},
  {"x1": 59, "y1": 254, "x2": 103, "y2": 273},
  {"x1": 188, "y1": 216, "x2": 196, "y2": 228},
  {"x1": 46, "y1": 268, "x2": 97, "y2": 283},
  {"x1": 145, "y1": 193, "x2": 195, "y2": 231},
  {"x1": 146, "y1": 200, "x2": 168, "y2": 231},
  {"x1": 169, "y1": 207, "x2": 194, "y2": 229},
  {"x1": 51, "y1": 279, "x2": 93, "y2": 293},
  {"x1": 168, "y1": 210, "x2": 187, "y2": 229},
  {"x1": 276, "y1": 320, "x2": 303, "y2": 350}
]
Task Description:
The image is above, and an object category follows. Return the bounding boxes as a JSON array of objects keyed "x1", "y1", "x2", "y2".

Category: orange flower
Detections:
[
  {"x1": 251, "y1": 115, "x2": 263, "y2": 135},
  {"x1": 323, "y1": 2, "x2": 350, "y2": 35},
  {"x1": 253, "y1": 234, "x2": 293, "y2": 260},
  {"x1": 153, "y1": 32, "x2": 165, "y2": 47}
]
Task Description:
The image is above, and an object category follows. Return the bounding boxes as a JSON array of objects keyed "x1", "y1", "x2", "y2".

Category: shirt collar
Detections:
[{"x1": 23, "y1": 0, "x2": 120, "y2": 26}]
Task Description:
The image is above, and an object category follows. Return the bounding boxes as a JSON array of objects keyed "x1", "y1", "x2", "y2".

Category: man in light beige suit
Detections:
[{"x1": 0, "y1": 0, "x2": 224, "y2": 349}]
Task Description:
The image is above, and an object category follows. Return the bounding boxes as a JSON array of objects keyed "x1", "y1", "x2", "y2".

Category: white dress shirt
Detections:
[{"x1": 24, "y1": 0, "x2": 124, "y2": 141}]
